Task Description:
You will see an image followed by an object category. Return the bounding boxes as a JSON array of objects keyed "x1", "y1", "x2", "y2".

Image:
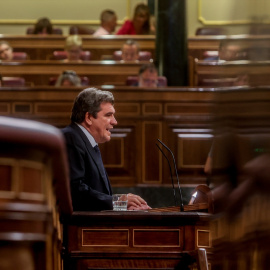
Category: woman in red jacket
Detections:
[{"x1": 117, "y1": 3, "x2": 151, "y2": 35}]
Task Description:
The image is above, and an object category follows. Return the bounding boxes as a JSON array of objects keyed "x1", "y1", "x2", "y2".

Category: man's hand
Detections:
[{"x1": 127, "y1": 193, "x2": 151, "y2": 210}]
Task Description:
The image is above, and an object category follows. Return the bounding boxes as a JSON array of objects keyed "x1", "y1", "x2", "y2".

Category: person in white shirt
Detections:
[{"x1": 93, "y1": 10, "x2": 117, "y2": 37}]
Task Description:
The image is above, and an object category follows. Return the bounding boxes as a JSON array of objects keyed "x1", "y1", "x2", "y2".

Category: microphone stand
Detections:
[
  {"x1": 156, "y1": 143, "x2": 177, "y2": 206},
  {"x1": 157, "y1": 139, "x2": 184, "y2": 211}
]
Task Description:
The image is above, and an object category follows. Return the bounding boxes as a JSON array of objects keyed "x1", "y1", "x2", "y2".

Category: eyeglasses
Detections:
[{"x1": 62, "y1": 70, "x2": 77, "y2": 76}]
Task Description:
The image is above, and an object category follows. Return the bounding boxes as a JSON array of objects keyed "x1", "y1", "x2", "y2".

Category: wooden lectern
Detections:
[{"x1": 63, "y1": 185, "x2": 212, "y2": 270}]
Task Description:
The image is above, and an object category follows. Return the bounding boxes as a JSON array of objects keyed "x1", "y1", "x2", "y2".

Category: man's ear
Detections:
[{"x1": 84, "y1": 112, "x2": 92, "y2": 126}]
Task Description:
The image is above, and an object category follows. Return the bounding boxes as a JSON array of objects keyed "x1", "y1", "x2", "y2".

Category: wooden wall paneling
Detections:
[
  {"x1": 100, "y1": 126, "x2": 138, "y2": 186},
  {"x1": 0, "y1": 86, "x2": 217, "y2": 187},
  {"x1": 64, "y1": 212, "x2": 211, "y2": 270},
  {"x1": 0, "y1": 103, "x2": 11, "y2": 115},
  {"x1": 142, "y1": 121, "x2": 162, "y2": 183},
  {"x1": 176, "y1": 133, "x2": 213, "y2": 169}
]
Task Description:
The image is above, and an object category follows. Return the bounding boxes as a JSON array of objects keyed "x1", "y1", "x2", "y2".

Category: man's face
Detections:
[
  {"x1": 66, "y1": 45, "x2": 81, "y2": 61},
  {"x1": 219, "y1": 44, "x2": 241, "y2": 61},
  {"x1": 0, "y1": 43, "x2": 13, "y2": 60},
  {"x1": 89, "y1": 102, "x2": 117, "y2": 143},
  {"x1": 62, "y1": 79, "x2": 74, "y2": 87},
  {"x1": 108, "y1": 15, "x2": 117, "y2": 33},
  {"x1": 122, "y1": 44, "x2": 139, "y2": 61},
  {"x1": 139, "y1": 69, "x2": 158, "y2": 88}
]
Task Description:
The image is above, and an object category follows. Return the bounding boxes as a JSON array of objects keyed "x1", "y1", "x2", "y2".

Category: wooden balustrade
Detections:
[
  {"x1": 193, "y1": 60, "x2": 270, "y2": 86},
  {"x1": 0, "y1": 60, "x2": 144, "y2": 86},
  {"x1": 0, "y1": 35, "x2": 155, "y2": 61}
]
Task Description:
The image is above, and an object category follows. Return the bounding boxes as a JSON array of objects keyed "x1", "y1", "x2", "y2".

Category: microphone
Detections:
[
  {"x1": 157, "y1": 139, "x2": 184, "y2": 211},
  {"x1": 156, "y1": 143, "x2": 177, "y2": 206}
]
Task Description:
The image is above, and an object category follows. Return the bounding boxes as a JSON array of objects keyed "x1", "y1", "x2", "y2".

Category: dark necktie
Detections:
[{"x1": 94, "y1": 145, "x2": 110, "y2": 191}]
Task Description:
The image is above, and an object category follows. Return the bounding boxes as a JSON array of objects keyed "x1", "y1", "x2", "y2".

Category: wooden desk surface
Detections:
[
  {"x1": 188, "y1": 34, "x2": 270, "y2": 48},
  {"x1": 0, "y1": 34, "x2": 155, "y2": 48}
]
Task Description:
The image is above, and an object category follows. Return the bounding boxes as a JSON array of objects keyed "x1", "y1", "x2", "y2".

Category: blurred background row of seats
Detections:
[
  {"x1": 2, "y1": 77, "x2": 26, "y2": 86},
  {"x1": 12, "y1": 52, "x2": 28, "y2": 60},
  {"x1": 26, "y1": 27, "x2": 63, "y2": 35},
  {"x1": 113, "y1": 50, "x2": 152, "y2": 61},
  {"x1": 24, "y1": 25, "x2": 270, "y2": 36},
  {"x1": 1, "y1": 75, "x2": 168, "y2": 87},
  {"x1": 25, "y1": 25, "x2": 96, "y2": 35},
  {"x1": 50, "y1": 50, "x2": 91, "y2": 61},
  {"x1": 126, "y1": 76, "x2": 167, "y2": 87},
  {"x1": 195, "y1": 26, "x2": 270, "y2": 36},
  {"x1": 8, "y1": 50, "x2": 153, "y2": 61}
]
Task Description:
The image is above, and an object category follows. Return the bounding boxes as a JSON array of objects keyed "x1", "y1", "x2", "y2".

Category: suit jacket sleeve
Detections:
[{"x1": 62, "y1": 125, "x2": 113, "y2": 211}]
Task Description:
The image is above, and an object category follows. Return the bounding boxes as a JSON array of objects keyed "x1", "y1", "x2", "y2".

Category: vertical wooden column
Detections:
[{"x1": 155, "y1": 0, "x2": 188, "y2": 86}]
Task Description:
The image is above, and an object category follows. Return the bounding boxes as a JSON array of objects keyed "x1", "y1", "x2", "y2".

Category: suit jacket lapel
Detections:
[{"x1": 70, "y1": 123, "x2": 111, "y2": 194}]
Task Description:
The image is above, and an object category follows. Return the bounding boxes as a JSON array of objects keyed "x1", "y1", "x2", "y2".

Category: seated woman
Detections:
[
  {"x1": 117, "y1": 3, "x2": 151, "y2": 35},
  {"x1": 55, "y1": 70, "x2": 81, "y2": 87},
  {"x1": 33, "y1": 17, "x2": 53, "y2": 35},
  {"x1": 64, "y1": 35, "x2": 83, "y2": 63}
]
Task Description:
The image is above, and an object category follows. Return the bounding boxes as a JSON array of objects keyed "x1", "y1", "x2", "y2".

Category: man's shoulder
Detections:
[
  {"x1": 62, "y1": 123, "x2": 80, "y2": 138},
  {"x1": 93, "y1": 27, "x2": 109, "y2": 36},
  {"x1": 62, "y1": 123, "x2": 75, "y2": 133},
  {"x1": 62, "y1": 123, "x2": 86, "y2": 148}
]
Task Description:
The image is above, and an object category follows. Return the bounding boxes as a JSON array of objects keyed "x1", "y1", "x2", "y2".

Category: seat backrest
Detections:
[
  {"x1": 126, "y1": 76, "x2": 167, "y2": 87},
  {"x1": 113, "y1": 50, "x2": 153, "y2": 61},
  {"x1": 69, "y1": 25, "x2": 95, "y2": 35},
  {"x1": 195, "y1": 27, "x2": 227, "y2": 36},
  {"x1": 0, "y1": 116, "x2": 72, "y2": 215},
  {"x1": 203, "y1": 51, "x2": 219, "y2": 60},
  {"x1": 26, "y1": 27, "x2": 63, "y2": 35},
  {"x1": 249, "y1": 25, "x2": 270, "y2": 35},
  {"x1": 53, "y1": 50, "x2": 91, "y2": 61},
  {"x1": 139, "y1": 51, "x2": 152, "y2": 61},
  {"x1": 12, "y1": 52, "x2": 28, "y2": 60},
  {"x1": 49, "y1": 76, "x2": 89, "y2": 86},
  {"x1": 2, "y1": 77, "x2": 26, "y2": 87},
  {"x1": 199, "y1": 78, "x2": 236, "y2": 87},
  {"x1": 157, "y1": 76, "x2": 167, "y2": 87}
]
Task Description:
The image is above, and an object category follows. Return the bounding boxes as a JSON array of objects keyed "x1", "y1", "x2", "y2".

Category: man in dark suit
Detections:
[{"x1": 62, "y1": 87, "x2": 150, "y2": 211}]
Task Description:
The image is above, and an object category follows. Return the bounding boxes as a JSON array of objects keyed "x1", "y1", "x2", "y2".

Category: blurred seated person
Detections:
[
  {"x1": 93, "y1": 9, "x2": 117, "y2": 36},
  {"x1": 0, "y1": 41, "x2": 13, "y2": 61},
  {"x1": 121, "y1": 39, "x2": 139, "y2": 61},
  {"x1": 55, "y1": 70, "x2": 81, "y2": 87},
  {"x1": 117, "y1": 3, "x2": 151, "y2": 35},
  {"x1": 138, "y1": 63, "x2": 158, "y2": 87},
  {"x1": 205, "y1": 40, "x2": 243, "y2": 61},
  {"x1": 33, "y1": 17, "x2": 53, "y2": 35},
  {"x1": 64, "y1": 35, "x2": 83, "y2": 62}
]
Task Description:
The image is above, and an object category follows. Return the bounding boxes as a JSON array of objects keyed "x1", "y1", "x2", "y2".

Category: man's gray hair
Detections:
[{"x1": 71, "y1": 88, "x2": 114, "y2": 123}]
